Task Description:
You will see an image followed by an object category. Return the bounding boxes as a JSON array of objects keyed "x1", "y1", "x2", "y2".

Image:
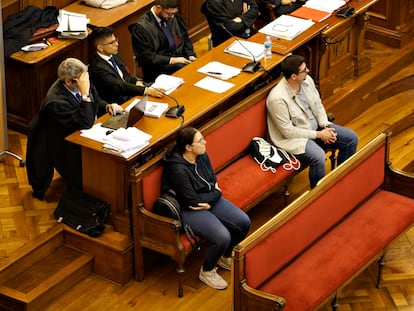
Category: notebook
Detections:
[{"x1": 101, "y1": 96, "x2": 148, "y2": 130}]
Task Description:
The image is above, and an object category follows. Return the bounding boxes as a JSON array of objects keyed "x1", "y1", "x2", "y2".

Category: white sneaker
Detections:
[
  {"x1": 217, "y1": 256, "x2": 231, "y2": 271},
  {"x1": 199, "y1": 267, "x2": 228, "y2": 290}
]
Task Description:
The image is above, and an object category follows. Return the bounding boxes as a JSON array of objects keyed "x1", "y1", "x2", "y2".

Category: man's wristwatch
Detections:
[{"x1": 82, "y1": 94, "x2": 91, "y2": 102}]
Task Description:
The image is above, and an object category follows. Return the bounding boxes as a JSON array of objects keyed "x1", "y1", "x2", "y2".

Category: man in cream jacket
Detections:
[{"x1": 267, "y1": 55, "x2": 358, "y2": 188}]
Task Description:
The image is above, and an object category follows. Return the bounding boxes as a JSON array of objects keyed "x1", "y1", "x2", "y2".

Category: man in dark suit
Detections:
[
  {"x1": 27, "y1": 58, "x2": 123, "y2": 196},
  {"x1": 89, "y1": 27, "x2": 162, "y2": 104},
  {"x1": 128, "y1": 0, "x2": 197, "y2": 83},
  {"x1": 201, "y1": 0, "x2": 259, "y2": 47}
]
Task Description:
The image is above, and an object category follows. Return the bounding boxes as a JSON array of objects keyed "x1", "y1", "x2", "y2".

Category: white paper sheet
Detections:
[
  {"x1": 194, "y1": 76, "x2": 235, "y2": 93},
  {"x1": 197, "y1": 61, "x2": 241, "y2": 80}
]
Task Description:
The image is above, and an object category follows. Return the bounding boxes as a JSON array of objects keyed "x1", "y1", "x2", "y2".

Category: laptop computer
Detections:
[{"x1": 101, "y1": 96, "x2": 148, "y2": 130}]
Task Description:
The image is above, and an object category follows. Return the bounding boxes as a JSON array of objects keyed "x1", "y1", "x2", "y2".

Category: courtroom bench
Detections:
[
  {"x1": 130, "y1": 80, "x2": 301, "y2": 297},
  {"x1": 232, "y1": 131, "x2": 414, "y2": 311}
]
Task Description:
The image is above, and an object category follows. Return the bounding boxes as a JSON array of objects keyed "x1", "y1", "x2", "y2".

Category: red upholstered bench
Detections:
[
  {"x1": 233, "y1": 132, "x2": 414, "y2": 311},
  {"x1": 130, "y1": 82, "x2": 299, "y2": 297}
]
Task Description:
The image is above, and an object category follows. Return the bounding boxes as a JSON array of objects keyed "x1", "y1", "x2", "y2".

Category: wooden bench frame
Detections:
[
  {"x1": 129, "y1": 81, "x2": 302, "y2": 297},
  {"x1": 232, "y1": 131, "x2": 414, "y2": 311},
  {"x1": 129, "y1": 78, "x2": 341, "y2": 297}
]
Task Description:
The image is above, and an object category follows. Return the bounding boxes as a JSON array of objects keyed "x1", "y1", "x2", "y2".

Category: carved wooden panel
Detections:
[
  {"x1": 1, "y1": 0, "x2": 20, "y2": 22},
  {"x1": 366, "y1": 0, "x2": 413, "y2": 48},
  {"x1": 178, "y1": 0, "x2": 209, "y2": 41},
  {"x1": 5, "y1": 40, "x2": 88, "y2": 133}
]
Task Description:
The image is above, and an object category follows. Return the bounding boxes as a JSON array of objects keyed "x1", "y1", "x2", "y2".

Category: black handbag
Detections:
[
  {"x1": 54, "y1": 185, "x2": 110, "y2": 237},
  {"x1": 153, "y1": 190, "x2": 200, "y2": 251}
]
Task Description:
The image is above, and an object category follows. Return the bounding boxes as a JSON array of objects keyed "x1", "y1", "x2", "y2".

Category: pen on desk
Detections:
[{"x1": 207, "y1": 71, "x2": 222, "y2": 75}]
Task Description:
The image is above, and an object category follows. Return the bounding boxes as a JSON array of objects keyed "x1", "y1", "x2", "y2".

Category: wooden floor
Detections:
[{"x1": 1, "y1": 38, "x2": 414, "y2": 310}]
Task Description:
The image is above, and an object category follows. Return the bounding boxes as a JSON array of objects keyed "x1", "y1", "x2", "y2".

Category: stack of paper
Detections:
[
  {"x1": 224, "y1": 40, "x2": 265, "y2": 61},
  {"x1": 258, "y1": 15, "x2": 314, "y2": 41},
  {"x1": 197, "y1": 61, "x2": 241, "y2": 80},
  {"x1": 57, "y1": 9, "x2": 89, "y2": 39},
  {"x1": 303, "y1": 0, "x2": 347, "y2": 12},
  {"x1": 80, "y1": 123, "x2": 111, "y2": 143},
  {"x1": 102, "y1": 127, "x2": 152, "y2": 158},
  {"x1": 151, "y1": 74, "x2": 184, "y2": 95}
]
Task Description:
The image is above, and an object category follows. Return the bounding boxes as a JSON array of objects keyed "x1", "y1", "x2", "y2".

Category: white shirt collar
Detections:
[
  {"x1": 151, "y1": 6, "x2": 163, "y2": 25},
  {"x1": 97, "y1": 51, "x2": 113, "y2": 63}
]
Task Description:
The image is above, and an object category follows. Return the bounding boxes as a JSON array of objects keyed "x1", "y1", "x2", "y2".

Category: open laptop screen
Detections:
[{"x1": 101, "y1": 96, "x2": 147, "y2": 130}]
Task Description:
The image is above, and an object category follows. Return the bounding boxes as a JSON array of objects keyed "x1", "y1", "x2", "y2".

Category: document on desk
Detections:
[
  {"x1": 151, "y1": 74, "x2": 184, "y2": 95},
  {"x1": 102, "y1": 127, "x2": 152, "y2": 158},
  {"x1": 303, "y1": 0, "x2": 347, "y2": 12},
  {"x1": 124, "y1": 97, "x2": 168, "y2": 118},
  {"x1": 224, "y1": 40, "x2": 265, "y2": 61},
  {"x1": 197, "y1": 61, "x2": 241, "y2": 80},
  {"x1": 80, "y1": 123, "x2": 110, "y2": 143},
  {"x1": 57, "y1": 9, "x2": 89, "y2": 39},
  {"x1": 259, "y1": 15, "x2": 314, "y2": 41},
  {"x1": 194, "y1": 76, "x2": 235, "y2": 93}
]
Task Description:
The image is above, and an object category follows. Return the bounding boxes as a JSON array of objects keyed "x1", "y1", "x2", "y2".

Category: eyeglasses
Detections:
[
  {"x1": 298, "y1": 66, "x2": 309, "y2": 74},
  {"x1": 101, "y1": 38, "x2": 119, "y2": 46},
  {"x1": 192, "y1": 136, "x2": 206, "y2": 145},
  {"x1": 161, "y1": 8, "x2": 178, "y2": 17}
]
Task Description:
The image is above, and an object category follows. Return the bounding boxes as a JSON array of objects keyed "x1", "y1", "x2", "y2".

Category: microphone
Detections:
[
  {"x1": 220, "y1": 24, "x2": 261, "y2": 73},
  {"x1": 149, "y1": 86, "x2": 185, "y2": 118}
]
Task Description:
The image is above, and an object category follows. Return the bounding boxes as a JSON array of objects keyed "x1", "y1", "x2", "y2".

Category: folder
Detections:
[
  {"x1": 258, "y1": 15, "x2": 314, "y2": 41},
  {"x1": 290, "y1": 7, "x2": 332, "y2": 22}
]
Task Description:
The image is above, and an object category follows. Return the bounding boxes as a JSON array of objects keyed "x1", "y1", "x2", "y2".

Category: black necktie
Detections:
[
  {"x1": 75, "y1": 93, "x2": 82, "y2": 103},
  {"x1": 109, "y1": 56, "x2": 124, "y2": 80},
  {"x1": 109, "y1": 56, "x2": 119, "y2": 71},
  {"x1": 161, "y1": 20, "x2": 174, "y2": 53}
]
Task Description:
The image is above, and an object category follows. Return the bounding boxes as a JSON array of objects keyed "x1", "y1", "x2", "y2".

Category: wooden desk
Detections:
[
  {"x1": 64, "y1": 0, "x2": 209, "y2": 75},
  {"x1": 251, "y1": 0, "x2": 379, "y2": 97},
  {"x1": 64, "y1": 0, "x2": 153, "y2": 74},
  {"x1": 313, "y1": 0, "x2": 380, "y2": 97},
  {"x1": 66, "y1": 41, "x2": 286, "y2": 236},
  {"x1": 5, "y1": 37, "x2": 88, "y2": 133},
  {"x1": 4, "y1": 0, "x2": 209, "y2": 133}
]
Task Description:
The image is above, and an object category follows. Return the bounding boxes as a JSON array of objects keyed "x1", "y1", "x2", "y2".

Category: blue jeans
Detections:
[
  {"x1": 181, "y1": 198, "x2": 251, "y2": 271},
  {"x1": 295, "y1": 124, "x2": 358, "y2": 188}
]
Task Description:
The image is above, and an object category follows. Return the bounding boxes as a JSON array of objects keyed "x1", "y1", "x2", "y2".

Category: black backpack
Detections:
[
  {"x1": 153, "y1": 190, "x2": 200, "y2": 251},
  {"x1": 54, "y1": 185, "x2": 110, "y2": 237}
]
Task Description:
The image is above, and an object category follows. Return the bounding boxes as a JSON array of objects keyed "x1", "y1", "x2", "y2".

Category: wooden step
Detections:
[
  {"x1": 0, "y1": 226, "x2": 93, "y2": 311},
  {"x1": 62, "y1": 224, "x2": 134, "y2": 285}
]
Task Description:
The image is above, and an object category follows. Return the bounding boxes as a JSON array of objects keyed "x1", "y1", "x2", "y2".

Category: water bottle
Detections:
[{"x1": 264, "y1": 36, "x2": 272, "y2": 60}]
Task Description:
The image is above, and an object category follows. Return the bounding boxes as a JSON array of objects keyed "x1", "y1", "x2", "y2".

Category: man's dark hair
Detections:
[
  {"x1": 89, "y1": 27, "x2": 115, "y2": 47},
  {"x1": 281, "y1": 55, "x2": 305, "y2": 79},
  {"x1": 156, "y1": 0, "x2": 178, "y2": 9}
]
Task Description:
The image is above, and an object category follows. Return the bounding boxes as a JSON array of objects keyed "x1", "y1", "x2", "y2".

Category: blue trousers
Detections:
[
  {"x1": 181, "y1": 197, "x2": 251, "y2": 271},
  {"x1": 295, "y1": 124, "x2": 358, "y2": 188}
]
